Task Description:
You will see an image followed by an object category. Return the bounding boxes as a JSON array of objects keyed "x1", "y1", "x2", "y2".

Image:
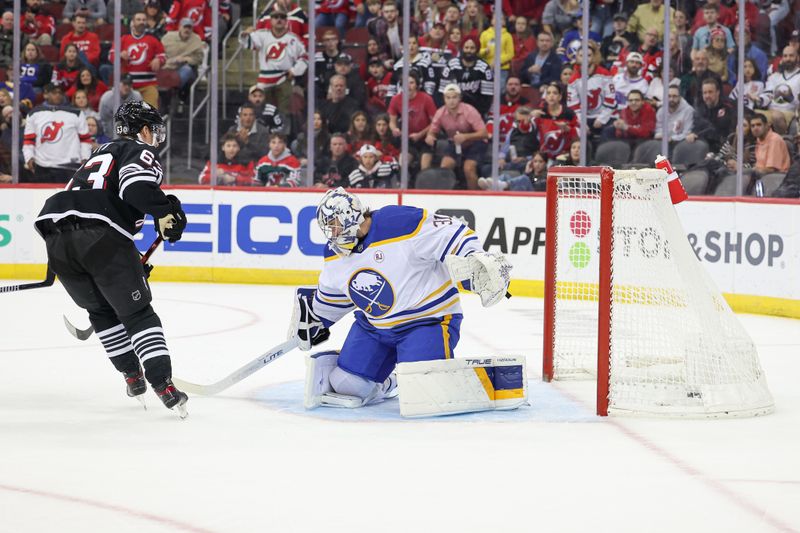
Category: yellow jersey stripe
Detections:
[
  {"x1": 419, "y1": 280, "x2": 452, "y2": 305},
  {"x1": 473, "y1": 367, "x2": 495, "y2": 400},
  {"x1": 440, "y1": 314, "x2": 452, "y2": 359},
  {"x1": 367, "y1": 209, "x2": 427, "y2": 249},
  {"x1": 317, "y1": 294, "x2": 351, "y2": 304},
  {"x1": 374, "y1": 296, "x2": 458, "y2": 328}
]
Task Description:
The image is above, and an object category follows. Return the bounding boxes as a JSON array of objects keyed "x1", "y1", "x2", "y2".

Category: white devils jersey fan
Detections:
[
  {"x1": 23, "y1": 106, "x2": 92, "y2": 168},
  {"x1": 239, "y1": 29, "x2": 308, "y2": 88},
  {"x1": 567, "y1": 65, "x2": 616, "y2": 123}
]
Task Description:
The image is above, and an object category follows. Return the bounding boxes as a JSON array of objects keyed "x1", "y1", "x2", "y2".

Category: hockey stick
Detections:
[
  {"x1": 172, "y1": 338, "x2": 300, "y2": 396},
  {"x1": 0, "y1": 267, "x2": 56, "y2": 294},
  {"x1": 64, "y1": 236, "x2": 164, "y2": 340}
]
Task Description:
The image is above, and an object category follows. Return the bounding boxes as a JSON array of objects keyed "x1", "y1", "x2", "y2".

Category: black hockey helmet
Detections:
[{"x1": 114, "y1": 100, "x2": 166, "y2": 145}]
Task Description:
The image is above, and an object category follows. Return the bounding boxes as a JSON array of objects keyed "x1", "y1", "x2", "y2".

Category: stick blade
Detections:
[{"x1": 63, "y1": 315, "x2": 94, "y2": 340}]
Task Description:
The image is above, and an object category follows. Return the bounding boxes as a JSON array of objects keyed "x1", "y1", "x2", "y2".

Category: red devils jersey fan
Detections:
[
  {"x1": 23, "y1": 84, "x2": 92, "y2": 183},
  {"x1": 239, "y1": 6, "x2": 308, "y2": 113},
  {"x1": 256, "y1": 0, "x2": 308, "y2": 45},
  {"x1": 486, "y1": 76, "x2": 529, "y2": 144},
  {"x1": 532, "y1": 82, "x2": 578, "y2": 159},
  {"x1": 165, "y1": 0, "x2": 231, "y2": 40},
  {"x1": 34, "y1": 101, "x2": 190, "y2": 418},
  {"x1": 109, "y1": 12, "x2": 167, "y2": 109}
]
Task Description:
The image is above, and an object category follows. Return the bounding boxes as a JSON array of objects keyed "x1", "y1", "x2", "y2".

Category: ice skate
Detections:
[
  {"x1": 124, "y1": 369, "x2": 147, "y2": 410},
  {"x1": 155, "y1": 380, "x2": 189, "y2": 419}
]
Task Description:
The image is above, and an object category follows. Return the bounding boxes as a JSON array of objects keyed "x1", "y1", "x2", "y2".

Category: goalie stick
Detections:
[
  {"x1": 64, "y1": 236, "x2": 164, "y2": 340},
  {"x1": 172, "y1": 337, "x2": 301, "y2": 395}
]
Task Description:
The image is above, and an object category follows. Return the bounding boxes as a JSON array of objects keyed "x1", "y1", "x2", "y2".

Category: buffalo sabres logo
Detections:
[
  {"x1": 41, "y1": 121, "x2": 64, "y2": 143},
  {"x1": 348, "y1": 269, "x2": 394, "y2": 318}
]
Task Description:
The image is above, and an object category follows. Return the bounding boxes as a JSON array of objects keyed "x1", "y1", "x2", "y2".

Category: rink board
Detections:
[{"x1": 0, "y1": 186, "x2": 798, "y2": 318}]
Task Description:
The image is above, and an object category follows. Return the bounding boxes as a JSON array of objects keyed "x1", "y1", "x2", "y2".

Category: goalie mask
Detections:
[
  {"x1": 114, "y1": 100, "x2": 167, "y2": 147},
  {"x1": 316, "y1": 187, "x2": 365, "y2": 257}
]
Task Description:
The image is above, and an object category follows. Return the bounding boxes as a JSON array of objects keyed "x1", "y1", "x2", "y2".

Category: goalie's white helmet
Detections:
[{"x1": 316, "y1": 187, "x2": 365, "y2": 257}]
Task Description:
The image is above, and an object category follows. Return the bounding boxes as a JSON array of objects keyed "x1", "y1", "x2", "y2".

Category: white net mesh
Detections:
[{"x1": 549, "y1": 168, "x2": 774, "y2": 417}]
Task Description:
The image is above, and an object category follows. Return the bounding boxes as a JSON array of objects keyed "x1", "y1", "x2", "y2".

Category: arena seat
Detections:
[
  {"x1": 630, "y1": 139, "x2": 662, "y2": 167},
  {"x1": 758, "y1": 173, "x2": 787, "y2": 197},
  {"x1": 593, "y1": 140, "x2": 631, "y2": 167},
  {"x1": 96, "y1": 24, "x2": 128, "y2": 42},
  {"x1": 679, "y1": 169, "x2": 709, "y2": 196},
  {"x1": 42, "y1": 2, "x2": 64, "y2": 20},
  {"x1": 39, "y1": 45, "x2": 59, "y2": 63},
  {"x1": 671, "y1": 139, "x2": 709, "y2": 170},
  {"x1": 55, "y1": 23, "x2": 73, "y2": 44},
  {"x1": 713, "y1": 174, "x2": 737, "y2": 196},
  {"x1": 519, "y1": 86, "x2": 540, "y2": 108},
  {"x1": 414, "y1": 168, "x2": 457, "y2": 190},
  {"x1": 315, "y1": 26, "x2": 337, "y2": 44},
  {"x1": 345, "y1": 27, "x2": 370, "y2": 45}
]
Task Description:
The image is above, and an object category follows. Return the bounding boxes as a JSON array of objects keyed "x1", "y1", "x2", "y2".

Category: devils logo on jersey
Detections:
[
  {"x1": 265, "y1": 42, "x2": 288, "y2": 61},
  {"x1": 541, "y1": 129, "x2": 567, "y2": 157},
  {"x1": 41, "y1": 121, "x2": 65, "y2": 143},
  {"x1": 127, "y1": 43, "x2": 149, "y2": 66}
]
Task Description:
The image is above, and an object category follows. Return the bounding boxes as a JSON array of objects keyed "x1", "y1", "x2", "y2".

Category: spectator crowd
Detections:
[{"x1": 1, "y1": 0, "x2": 799, "y2": 196}]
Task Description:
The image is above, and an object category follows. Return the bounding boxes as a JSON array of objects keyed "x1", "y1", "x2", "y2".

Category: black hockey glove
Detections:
[{"x1": 157, "y1": 194, "x2": 187, "y2": 243}]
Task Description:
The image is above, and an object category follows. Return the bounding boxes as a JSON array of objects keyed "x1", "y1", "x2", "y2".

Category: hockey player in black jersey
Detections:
[{"x1": 34, "y1": 101, "x2": 190, "y2": 417}]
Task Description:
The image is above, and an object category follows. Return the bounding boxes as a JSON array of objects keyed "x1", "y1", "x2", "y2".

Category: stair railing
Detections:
[
  {"x1": 187, "y1": 44, "x2": 212, "y2": 169},
  {"x1": 221, "y1": 17, "x2": 244, "y2": 119}
]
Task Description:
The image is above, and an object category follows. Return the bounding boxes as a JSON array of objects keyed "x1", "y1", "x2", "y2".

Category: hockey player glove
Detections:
[
  {"x1": 157, "y1": 194, "x2": 187, "y2": 243},
  {"x1": 445, "y1": 252, "x2": 513, "y2": 307},
  {"x1": 288, "y1": 287, "x2": 331, "y2": 351}
]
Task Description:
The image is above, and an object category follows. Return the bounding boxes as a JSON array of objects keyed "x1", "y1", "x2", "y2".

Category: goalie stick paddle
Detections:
[
  {"x1": 172, "y1": 338, "x2": 301, "y2": 396},
  {"x1": 64, "y1": 236, "x2": 164, "y2": 340},
  {"x1": 0, "y1": 267, "x2": 56, "y2": 294}
]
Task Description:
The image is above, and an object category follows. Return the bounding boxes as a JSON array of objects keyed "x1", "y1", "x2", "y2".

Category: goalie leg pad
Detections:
[
  {"x1": 396, "y1": 356, "x2": 527, "y2": 418},
  {"x1": 304, "y1": 353, "x2": 396, "y2": 409},
  {"x1": 304, "y1": 350, "x2": 340, "y2": 409}
]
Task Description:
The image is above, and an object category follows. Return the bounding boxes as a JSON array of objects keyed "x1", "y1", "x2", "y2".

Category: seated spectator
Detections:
[
  {"x1": 618, "y1": 27, "x2": 663, "y2": 83},
  {"x1": 690, "y1": 0, "x2": 736, "y2": 33},
  {"x1": 541, "y1": 0, "x2": 581, "y2": 38},
  {"x1": 680, "y1": 49, "x2": 722, "y2": 108},
  {"x1": 66, "y1": 68, "x2": 108, "y2": 111},
  {"x1": 256, "y1": 0, "x2": 309, "y2": 44},
  {"x1": 520, "y1": 31, "x2": 562, "y2": 89},
  {"x1": 388, "y1": 71, "x2": 437, "y2": 169},
  {"x1": 255, "y1": 133, "x2": 302, "y2": 187},
  {"x1": 21, "y1": 0, "x2": 55, "y2": 46},
  {"x1": 387, "y1": 35, "x2": 438, "y2": 101},
  {"x1": 686, "y1": 77, "x2": 736, "y2": 152},
  {"x1": 59, "y1": 14, "x2": 101, "y2": 68},
  {"x1": 672, "y1": 8, "x2": 692, "y2": 51},
  {"x1": 419, "y1": 21, "x2": 448, "y2": 57},
  {"x1": 441, "y1": 4, "x2": 461, "y2": 35},
  {"x1": 750, "y1": 113, "x2": 791, "y2": 176},
  {"x1": 479, "y1": 13, "x2": 514, "y2": 87},
  {"x1": 602, "y1": 89, "x2": 656, "y2": 140},
  {"x1": 479, "y1": 150, "x2": 549, "y2": 191},
  {"x1": 332, "y1": 53, "x2": 367, "y2": 104},
  {"x1": 557, "y1": 13, "x2": 601, "y2": 64},
  {"x1": 728, "y1": 58, "x2": 764, "y2": 111},
  {"x1": 462, "y1": 0, "x2": 488, "y2": 42},
  {"x1": 487, "y1": 75, "x2": 529, "y2": 145},
  {"x1": 226, "y1": 102, "x2": 270, "y2": 163},
  {"x1": 729, "y1": 24, "x2": 768, "y2": 84},
  {"x1": 373, "y1": 113, "x2": 400, "y2": 161},
  {"x1": 98, "y1": 76, "x2": 142, "y2": 136},
  {"x1": 292, "y1": 111, "x2": 331, "y2": 167},
  {"x1": 566, "y1": 41, "x2": 614, "y2": 135},
  {"x1": 413, "y1": 0, "x2": 434, "y2": 33},
  {"x1": 199, "y1": 134, "x2": 255, "y2": 186},
  {"x1": 531, "y1": 82, "x2": 578, "y2": 160},
  {"x1": 446, "y1": 26, "x2": 462, "y2": 57},
  {"x1": 609, "y1": 52, "x2": 650, "y2": 113},
  {"x1": 761, "y1": 46, "x2": 800, "y2": 135},
  {"x1": 52, "y1": 44, "x2": 84, "y2": 90},
  {"x1": 0, "y1": 10, "x2": 18, "y2": 70},
  {"x1": 318, "y1": 74, "x2": 361, "y2": 135},
  {"x1": 63, "y1": 0, "x2": 107, "y2": 26},
  {"x1": 365, "y1": 58, "x2": 392, "y2": 113},
  {"x1": 144, "y1": 0, "x2": 167, "y2": 39},
  {"x1": 348, "y1": 144, "x2": 399, "y2": 188},
  {"x1": 554, "y1": 138, "x2": 582, "y2": 166},
  {"x1": 20, "y1": 42, "x2": 53, "y2": 96},
  {"x1": 369, "y1": 1, "x2": 419, "y2": 60},
  {"x1": 511, "y1": 16, "x2": 536, "y2": 74},
  {"x1": 498, "y1": 106, "x2": 539, "y2": 172},
  {"x1": 668, "y1": 31, "x2": 692, "y2": 80},
  {"x1": 348, "y1": 111, "x2": 376, "y2": 154},
  {"x1": 439, "y1": 37, "x2": 493, "y2": 117},
  {"x1": 165, "y1": 0, "x2": 231, "y2": 41},
  {"x1": 627, "y1": 0, "x2": 675, "y2": 43},
  {"x1": 772, "y1": 134, "x2": 800, "y2": 198},
  {"x1": 358, "y1": 0, "x2": 383, "y2": 29},
  {"x1": 161, "y1": 17, "x2": 205, "y2": 97},
  {"x1": 705, "y1": 29, "x2": 733, "y2": 85},
  {"x1": 361, "y1": 37, "x2": 391, "y2": 81},
  {"x1": 85, "y1": 115, "x2": 110, "y2": 150},
  {"x1": 601, "y1": 13, "x2": 638, "y2": 69},
  {"x1": 71, "y1": 89, "x2": 100, "y2": 120},
  {"x1": 315, "y1": 29, "x2": 342, "y2": 92},
  {"x1": 655, "y1": 83, "x2": 694, "y2": 143},
  {"x1": 315, "y1": 133, "x2": 359, "y2": 188},
  {"x1": 425, "y1": 83, "x2": 489, "y2": 190}
]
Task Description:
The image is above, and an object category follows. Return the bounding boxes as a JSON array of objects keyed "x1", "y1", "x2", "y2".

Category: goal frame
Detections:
[{"x1": 542, "y1": 166, "x2": 613, "y2": 416}]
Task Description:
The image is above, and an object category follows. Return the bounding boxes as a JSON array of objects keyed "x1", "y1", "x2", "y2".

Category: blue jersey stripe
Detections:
[
  {"x1": 315, "y1": 296, "x2": 354, "y2": 310},
  {"x1": 454, "y1": 235, "x2": 478, "y2": 256},
  {"x1": 373, "y1": 287, "x2": 459, "y2": 321},
  {"x1": 439, "y1": 225, "x2": 466, "y2": 262}
]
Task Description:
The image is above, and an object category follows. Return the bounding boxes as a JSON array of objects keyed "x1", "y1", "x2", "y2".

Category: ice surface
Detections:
[{"x1": 1, "y1": 282, "x2": 798, "y2": 533}]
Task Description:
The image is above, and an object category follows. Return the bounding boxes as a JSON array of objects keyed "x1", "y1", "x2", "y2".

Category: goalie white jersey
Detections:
[{"x1": 314, "y1": 206, "x2": 482, "y2": 330}]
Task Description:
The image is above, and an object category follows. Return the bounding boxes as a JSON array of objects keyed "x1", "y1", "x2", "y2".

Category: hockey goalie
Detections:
[{"x1": 287, "y1": 187, "x2": 527, "y2": 418}]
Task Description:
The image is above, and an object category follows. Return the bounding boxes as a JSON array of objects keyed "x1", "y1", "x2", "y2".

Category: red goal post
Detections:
[{"x1": 542, "y1": 166, "x2": 774, "y2": 418}]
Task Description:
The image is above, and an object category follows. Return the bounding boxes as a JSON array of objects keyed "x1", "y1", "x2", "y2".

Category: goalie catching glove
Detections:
[
  {"x1": 445, "y1": 252, "x2": 512, "y2": 307},
  {"x1": 288, "y1": 287, "x2": 331, "y2": 350},
  {"x1": 157, "y1": 194, "x2": 187, "y2": 243}
]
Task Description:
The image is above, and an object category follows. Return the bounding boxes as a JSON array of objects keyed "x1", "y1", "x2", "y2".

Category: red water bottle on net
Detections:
[{"x1": 654, "y1": 154, "x2": 688, "y2": 205}]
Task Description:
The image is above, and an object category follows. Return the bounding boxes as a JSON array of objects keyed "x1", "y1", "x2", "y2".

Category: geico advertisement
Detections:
[{"x1": 133, "y1": 189, "x2": 398, "y2": 270}]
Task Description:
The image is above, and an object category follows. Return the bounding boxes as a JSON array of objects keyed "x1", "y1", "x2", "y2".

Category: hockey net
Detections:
[{"x1": 542, "y1": 167, "x2": 774, "y2": 417}]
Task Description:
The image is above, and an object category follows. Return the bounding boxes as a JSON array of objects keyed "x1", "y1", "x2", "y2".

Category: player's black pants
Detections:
[{"x1": 39, "y1": 217, "x2": 172, "y2": 387}]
